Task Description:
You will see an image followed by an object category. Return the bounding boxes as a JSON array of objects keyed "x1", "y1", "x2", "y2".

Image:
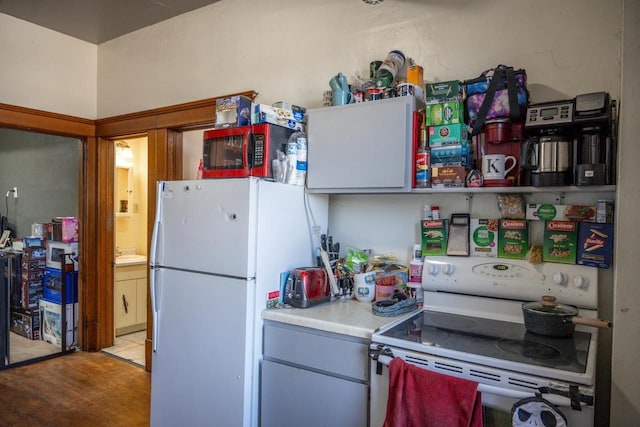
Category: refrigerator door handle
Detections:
[
  {"x1": 150, "y1": 182, "x2": 163, "y2": 265},
  {"x1": 150, "y1": 267, "x2": 160, "y2": 352}
]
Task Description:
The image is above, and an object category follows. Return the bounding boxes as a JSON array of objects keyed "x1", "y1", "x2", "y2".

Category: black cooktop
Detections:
[{"x1": 379, "y1": 310, "x2": 591, "y2": 373}]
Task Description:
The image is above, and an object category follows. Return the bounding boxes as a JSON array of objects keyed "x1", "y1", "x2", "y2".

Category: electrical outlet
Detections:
[{"x1": 12, "y1": 187, "x2": 17, "y2": 198}]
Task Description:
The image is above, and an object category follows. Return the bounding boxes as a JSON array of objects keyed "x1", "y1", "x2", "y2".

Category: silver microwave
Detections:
[{"x1": 46, "y1": 241, "x2": 78, "y2": 271}]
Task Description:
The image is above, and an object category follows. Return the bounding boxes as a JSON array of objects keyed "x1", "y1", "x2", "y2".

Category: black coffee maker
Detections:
[
  {"x1": 573, "y1": 92, "x2": 616, "y2": 186},
  {"x1": 523, "y1": 100, "x2": 575, "y2": 187}
]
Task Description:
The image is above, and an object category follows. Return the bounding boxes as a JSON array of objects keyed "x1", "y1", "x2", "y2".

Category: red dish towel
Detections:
[{"x1": 383, "y1": 358, "x2": 483, "y2": 427}]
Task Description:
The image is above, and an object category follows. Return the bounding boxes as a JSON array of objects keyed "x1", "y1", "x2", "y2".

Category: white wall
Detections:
[
  {"x1": 0, "y1": 14, "x2": 97, "y2": 118},
  {"x1": 97, "y1": 0, "x2": 620, "y2": 116}
]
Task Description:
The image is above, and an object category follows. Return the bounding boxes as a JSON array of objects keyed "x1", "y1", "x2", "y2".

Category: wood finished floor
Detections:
[{"x1": 0, "y1": 351, "x2": 150, "y2": 426}]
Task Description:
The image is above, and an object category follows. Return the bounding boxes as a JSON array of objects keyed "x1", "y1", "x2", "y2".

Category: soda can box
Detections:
[
  {"x1": 498, "y1": 219, "x2": 529, "y2": 259},
  {"x1": 425, "y1": 80, "x2": 463, "y2": 103},
  {"x1": 543, "y1": 221, "x2": 578, "y2": 264},
  {"x1": 431, "y1": 166, "x2": 467, "y2": 188},
  {"x1": 470, "y1": 218, "x2": 499, "y2": 257},
  {"x1": 430, "y1": 142, "x2": 471, "y2": 167},
  {"x1": 526, "y1": 204, "x2": 596, "y2": 222},
  {"x1": 429, "y1": 124, "x2": 469, "y2": 146},
  {"x1": 215, "y1": 95, "x2": 252, "y2": 129},
  {"x1": 577, "y1": 222, "x2": 614, "y2": 269},
  {"x1": 425, "y1": 101, "x2": 464, "y2": 126},
  {"x1": 422, "y1": 219, "x2": 448, "y2": 256},
  {"x1": 272, "y1": 102, "x2": 306, "y2": 122}
]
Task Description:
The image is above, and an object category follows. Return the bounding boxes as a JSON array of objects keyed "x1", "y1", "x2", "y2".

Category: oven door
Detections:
[{"x1": 369, "y1": 345, "x2": 594, "y2": 427}]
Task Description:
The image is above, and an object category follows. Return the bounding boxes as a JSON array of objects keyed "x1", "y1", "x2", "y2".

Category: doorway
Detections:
[{"x1": 102, "y1": 136, "x2": 148, "y2": 366}]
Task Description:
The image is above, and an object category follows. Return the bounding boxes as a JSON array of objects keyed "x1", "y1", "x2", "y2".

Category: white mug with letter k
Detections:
[{"x1": 482, "y1": 154, "x2": 517, "y2": 180}]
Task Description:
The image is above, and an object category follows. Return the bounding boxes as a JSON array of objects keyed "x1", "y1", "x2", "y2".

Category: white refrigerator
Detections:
[{"x1": 149, "y1": 178, "x2": 328, "y2": 427}]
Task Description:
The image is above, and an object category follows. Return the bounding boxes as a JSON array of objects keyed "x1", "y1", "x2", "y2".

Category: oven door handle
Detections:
[
  {"x1": 371, "y1": 352, "x2": 584, "y2": 409},
  {"x1": 476, "y1": 383, "x2": 581, "y2": 408}
]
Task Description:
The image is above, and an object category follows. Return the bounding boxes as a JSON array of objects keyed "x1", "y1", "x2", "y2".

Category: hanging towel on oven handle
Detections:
[
  {"x1": 464, "y1": 64, "x2": 529, "y2": 136},
  {"x1": 512, "y1": 394, "x2": 568, "y2": 427}
]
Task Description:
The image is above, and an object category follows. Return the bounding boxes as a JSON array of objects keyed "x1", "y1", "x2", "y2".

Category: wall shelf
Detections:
[{"x1": 411, "y1": 185, "x2": 616, "y2": 194}]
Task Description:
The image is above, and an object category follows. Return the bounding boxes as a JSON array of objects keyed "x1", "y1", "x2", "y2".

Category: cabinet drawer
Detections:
[
  {"x1": 261, "y1": 360, "x2": 367, "y2": 427},
  {"x1": 263, "y1": 322, "x2": 369, "y2": 382},
  {"x1": 115, "y1": 265, "x2": 147, "y2": 281}
]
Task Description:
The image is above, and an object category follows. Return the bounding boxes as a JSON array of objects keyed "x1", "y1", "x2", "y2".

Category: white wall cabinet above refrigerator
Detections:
[{"x1": 307, "y1": 96, "x2": 420, "y2": 193}]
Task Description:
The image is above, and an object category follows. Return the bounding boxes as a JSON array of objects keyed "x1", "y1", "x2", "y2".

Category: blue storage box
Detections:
[{"x1": 43, "y1": 267, "x2": 78, "y2": 304}]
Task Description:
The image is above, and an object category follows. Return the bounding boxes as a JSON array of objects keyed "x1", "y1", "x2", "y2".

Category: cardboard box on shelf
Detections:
[
  {"x1": 421, "y1": 219, "x2": 448, "y2": 256},
  {"x1": 526, "y1": 204, "x2": 596, "y2": 222},
  {"x1": 470, "y1": 218, "x2": 499, "y2": 257},
  {"x1": 425, "y1": 101, "x2": 463, "y2": 126},
  {"x1": 430, "y1": 142, "x2": 471, "y2": 167},
  {"x1": 425, "y1": 80, "x2": 464, "y2": 104},
  {"x1": 498, "y1": 219, "x2": 529, "y2": 259},
  {"x1": 577, "y1": 222, "x2": 614, "y2": 269},
  {"x1": 271, "y1": 102, "x2": 307, "y2": 122},
  {"x1": 543, "y1": 221, "x2": 578, "y2": 264},
  {"x1": 429, "y1": 124, "x2": 469, "y2": 146},
  {"x1": 431, "y1": 166, "x2": 467, "y2": 188},
  {"x1": 215, "y1": 95, "x2": 252, "y2": 129}
]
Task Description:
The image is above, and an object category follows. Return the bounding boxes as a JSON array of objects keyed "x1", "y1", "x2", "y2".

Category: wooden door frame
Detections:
[{"x1": 0, "y1": 91, "x2": 257, "y2": 371}]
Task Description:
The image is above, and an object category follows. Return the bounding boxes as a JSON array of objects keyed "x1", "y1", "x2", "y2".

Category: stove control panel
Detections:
[{"x1": 422, "y1": 257, "x2": 599, "y2": 309}]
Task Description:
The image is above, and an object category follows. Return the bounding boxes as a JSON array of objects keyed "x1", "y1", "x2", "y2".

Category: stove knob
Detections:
[
  {"x1": 426, "y1": 264, "x2": 440, "y2": 276},
  {"x1": 573, "y1": 275, "x2": 589, "y2": 289},
  {"x1": 442, "y1": 263, "x2": 454, "y2": 275},
  {"x1": 553, "y1": 272, "x2": 567, "y2": 285}
]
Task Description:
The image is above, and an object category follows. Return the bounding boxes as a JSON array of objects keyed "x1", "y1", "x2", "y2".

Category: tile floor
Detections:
[{"x1": 101, "y1": 330, "x2": 146, "y2": 367}]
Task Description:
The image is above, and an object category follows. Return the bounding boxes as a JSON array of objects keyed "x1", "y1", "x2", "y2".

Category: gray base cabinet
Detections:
[{"x1": 261, "y1": 321, "x2": 369, "y2": 427}]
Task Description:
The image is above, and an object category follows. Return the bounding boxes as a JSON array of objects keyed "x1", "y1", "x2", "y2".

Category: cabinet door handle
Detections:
[{"x1": 122, "y1": 294, "x2": 129, "y2": 314}]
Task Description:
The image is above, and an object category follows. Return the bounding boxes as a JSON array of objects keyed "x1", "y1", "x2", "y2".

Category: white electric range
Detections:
[{"x1": 370, "y1": 257, "x2": 602, "y2": 426}]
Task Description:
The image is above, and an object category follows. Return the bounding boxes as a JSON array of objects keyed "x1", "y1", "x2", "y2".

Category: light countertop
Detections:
[{"x1": 262, "y1": 298, "x2": 409, "y2": 340}]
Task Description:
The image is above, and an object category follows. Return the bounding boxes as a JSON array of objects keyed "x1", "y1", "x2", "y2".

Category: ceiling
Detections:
[{"x1": 0, "y1": 0, "x2": 221, "y2": 44}]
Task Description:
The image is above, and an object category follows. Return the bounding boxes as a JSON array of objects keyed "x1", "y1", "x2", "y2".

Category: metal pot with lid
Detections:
[{"x1": 521, "y1": 295, "x2": 612, "y2": 338}]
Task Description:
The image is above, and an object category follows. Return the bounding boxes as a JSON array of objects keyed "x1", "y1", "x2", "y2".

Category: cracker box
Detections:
[
  {"x1": 431, "y1": 166, "x2": 467, "y2": 188},
  {"x1": 470, "y1": 218, "x2": 499, "y2": 257},
  {"x1": 425, "y1": 101, "x2": 463, "y2": 126},
  {"x1": 215, "y1": 95, "x2": 252, "y2": 129},
  {"x1": 430, "y1": 142, "x2": 471, "y2": 167},
  {"x1": 526, "y1": 204, "x2": 596, "y2": 222},
  {"x1": 577, "y1": 222, "x2": 614, "y2": 269},
  {"x1": 498, "y1": 219, "x2": 529, "y2": 259},
  {"x1": 425, "y1": 80, "x2": 463, "y2": 104},
  {"x1": 252, "y1": 104, "x2": 304, "y2": 131},
  {"x1": 543, "y1": 221, "x2": 578, "y2": 264},
  {"x1": 272, "y1": 102, "x2": 307, "y2": 122},
  {"x1": 10, "y1": 308, "x2": 40, "y2": 340},
  {"x1": 421, "y1": 219, "x2": 448, "y2": 256},
  {"x1": 429, "y1": 124, "x2": 469, "y2": 146}
]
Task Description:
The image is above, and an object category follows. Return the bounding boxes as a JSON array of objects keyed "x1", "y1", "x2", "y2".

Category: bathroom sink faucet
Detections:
[{"x1": 115, "y1": 246, "x2": 122, "y2": 257}]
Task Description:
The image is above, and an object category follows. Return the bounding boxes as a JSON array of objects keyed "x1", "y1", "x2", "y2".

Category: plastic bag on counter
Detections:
[{"x1": 345, "y1": 247, "x2": 369, "y2": 273}]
